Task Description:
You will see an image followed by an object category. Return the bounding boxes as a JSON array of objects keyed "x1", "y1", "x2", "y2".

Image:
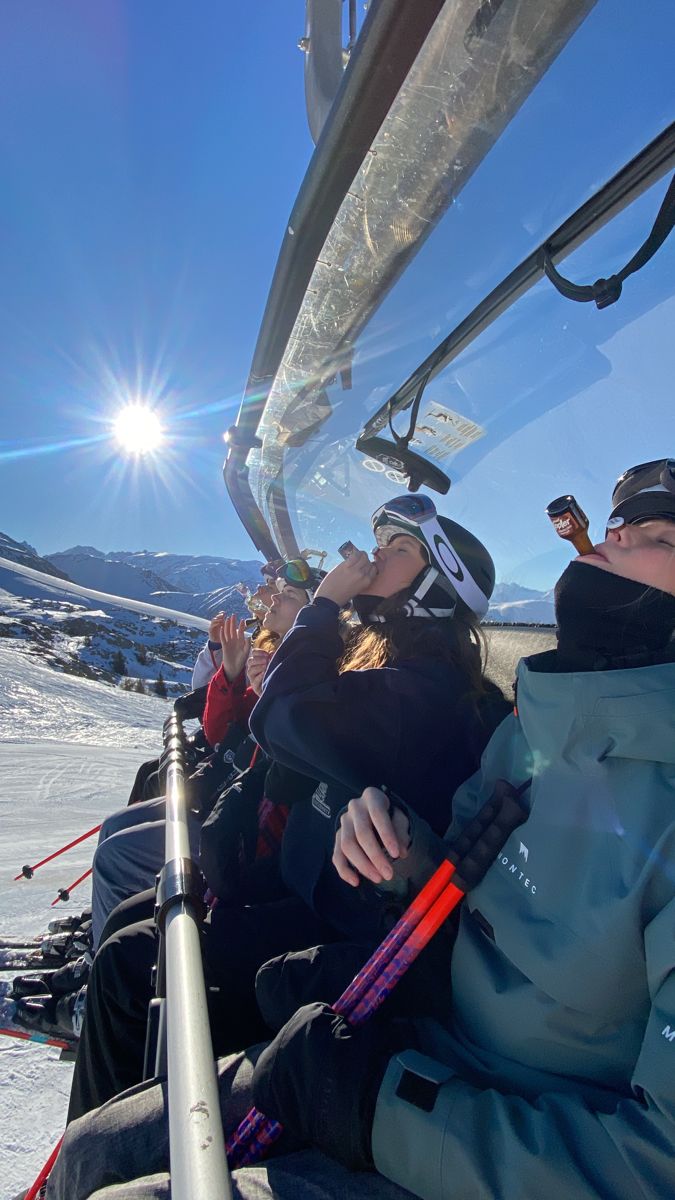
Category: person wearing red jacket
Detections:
[{"x1": 202, "y1": 568, "x2": 324, "y2": 747}]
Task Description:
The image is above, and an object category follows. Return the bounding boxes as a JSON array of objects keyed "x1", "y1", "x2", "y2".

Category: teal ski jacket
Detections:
[{"x1": 372, "y1": 652, "x2": 675, "y2": 1200}]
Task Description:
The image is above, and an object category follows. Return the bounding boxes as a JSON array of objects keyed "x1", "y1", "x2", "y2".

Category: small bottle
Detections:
[{"x1": 546, "y1": 495, "x2": 594, "y2": 555}]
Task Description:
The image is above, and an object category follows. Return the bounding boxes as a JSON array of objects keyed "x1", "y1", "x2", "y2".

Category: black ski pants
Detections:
[
  {"x1": 67, "y1": 877, "x2": 337, "y2": 1123},
  {"x1": 126, "y1": 757, "x2": 161, "y2": 806}
]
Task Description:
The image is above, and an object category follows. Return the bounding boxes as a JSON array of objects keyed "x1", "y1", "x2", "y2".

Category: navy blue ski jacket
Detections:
[{"x1": 249, "y1": 599, "x2": 509, "y2": 931}]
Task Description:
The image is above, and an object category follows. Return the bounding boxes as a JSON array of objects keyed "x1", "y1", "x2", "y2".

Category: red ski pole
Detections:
[
  {"x1": 227, "y1": 784, "x2": 528, "y2": 1167},
  {"x1": 227, "y1": 868, "x2": 466, "y2": 1166},
  {"x1": 23, "y1": 1134, "x2": 63, "y2": 1200},
  {"x1": 51, "y1": 867, "x2": 93, "y2": 906},
  {"x1": 15, "y1": 824, "x2": 102, "y2": 880}
]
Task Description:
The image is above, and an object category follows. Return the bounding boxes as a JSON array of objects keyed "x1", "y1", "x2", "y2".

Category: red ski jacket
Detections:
[{"x1": 203, "y1": 666, "x2": 257, "y2": 747}]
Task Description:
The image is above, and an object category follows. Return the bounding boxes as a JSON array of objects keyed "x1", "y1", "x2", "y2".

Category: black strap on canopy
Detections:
[{"x1": 540, "y1": 172, "x2": 675, "y2": 310}]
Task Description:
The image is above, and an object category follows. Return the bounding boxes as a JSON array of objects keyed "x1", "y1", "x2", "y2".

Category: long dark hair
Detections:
[{"x1": 338, "y1": 589, "x2": 488, "y2": 702}]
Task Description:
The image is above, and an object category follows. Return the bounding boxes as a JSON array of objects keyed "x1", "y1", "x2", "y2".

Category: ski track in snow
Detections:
[{"x1": 0, "y1": 643, "x2": 169, "y2": 1197}]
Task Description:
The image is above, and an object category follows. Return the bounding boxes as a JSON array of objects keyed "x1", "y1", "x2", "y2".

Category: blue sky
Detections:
[
  {"x1": 0, "y1": 2, "x2": 314, "y2": 559},
  {"x1": 1, "y1": 2, "x2": 673, "y2": 590},
  {"x1": 264, "y1": 0, "x2": 674, "y2": 589}
]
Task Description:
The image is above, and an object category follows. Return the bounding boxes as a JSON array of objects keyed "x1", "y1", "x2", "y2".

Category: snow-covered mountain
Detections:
[
  {"x1": 487, "y1": 581, "x2": 555, "y2": 625},
  {"x1": 47, "y1": 549, "x2": 175, "y2": 602},
  {"x1": 0, "y1": 558, "x2": 207, "y2": 695},
  {"x1": 490, "y1": 581, "x2": 545, "y2": 605},
  {"x1": 0, "y1": 531, "x2": 70, "y2": 581},
  {"x1": 15, "y1": 530, "x2": 556, "y2": 626},
  {"x1": 110, "y1": 550, "x2": 264, "y2": 594},
  {"x1": 49, "y1": 547, "x2": 260, "y2": 597},
  {"x1": 46, "y1": 546, "x2": 263, "y2": 618}
]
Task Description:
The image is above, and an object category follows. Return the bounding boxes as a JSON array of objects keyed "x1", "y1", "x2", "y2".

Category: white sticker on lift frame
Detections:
[{"x1": 410, "y1": 402, "x2": 485, "y2": 463}]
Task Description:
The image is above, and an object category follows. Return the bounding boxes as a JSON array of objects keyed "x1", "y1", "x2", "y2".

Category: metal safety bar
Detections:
[{"x1": 155, "y1": 711, "x2": 232, "y2": 1200}]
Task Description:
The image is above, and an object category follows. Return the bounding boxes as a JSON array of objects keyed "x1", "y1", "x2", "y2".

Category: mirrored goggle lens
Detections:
[
  {"x1": 277, "y1": 558, "x2": 312, "y2": 586},
  {"x1": 613, "y1": 459, "x2": 675, "y2": 504},
  {"x1": 372, "y1": 494, "x2": 437, "y2": 528}
]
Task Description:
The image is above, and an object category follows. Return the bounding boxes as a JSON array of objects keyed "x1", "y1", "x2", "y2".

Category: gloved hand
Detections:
[
  {"x1": 255, "y1": 943, "x2": 373, "y2": 1033},
  {"x1": 251, "y1": 1002, "x2": 390, "y2": 1170}
]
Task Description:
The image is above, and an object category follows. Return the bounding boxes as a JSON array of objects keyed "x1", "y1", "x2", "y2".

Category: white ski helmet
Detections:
[{"x1": 370, "y1": 494, "x2": 495, "y2": 621}]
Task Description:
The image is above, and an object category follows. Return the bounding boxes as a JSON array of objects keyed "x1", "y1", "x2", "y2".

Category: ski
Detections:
[
  {"x1": 0, "y1": 982, "x2": 77, "y2": 1054},
  {"x1": 0, "y1": 946, "x2": 66, "y2": 972},
  {"x1": 0, "y1": 948, "x2": 48, "y2": 971},
  {"x1": 0, "y1": 911, "x2": 90, "y2": 953},
  {"x1": 0, "y1": 925, "x2": 92, "y2": 972}
]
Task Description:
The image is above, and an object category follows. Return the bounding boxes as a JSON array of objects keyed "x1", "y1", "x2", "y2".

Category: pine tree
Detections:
[
  {"x1": 154, "y1": 671, "x2": 168, "y2": 698},
  {"x1": 111, "y1": 649, "x2": 126, "y2": 675},
  {"x1": 134, "y1": 678, "x2": 146, "y2": 694},
  {"x1": 136, "y1": 644, "x2": 149, "y2": 665}
]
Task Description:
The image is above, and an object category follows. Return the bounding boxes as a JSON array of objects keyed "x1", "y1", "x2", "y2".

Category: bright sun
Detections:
[{"x1": 113, "y1": 405, "x2": 164, "y2": 455}]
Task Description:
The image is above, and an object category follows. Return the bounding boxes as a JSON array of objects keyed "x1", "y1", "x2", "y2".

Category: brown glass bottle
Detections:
[{"x1": 546, "y1": 495, "x2": 594, "y2": 555}]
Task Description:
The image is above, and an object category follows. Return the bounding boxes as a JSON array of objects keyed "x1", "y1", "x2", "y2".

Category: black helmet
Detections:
[
  {"x1": 370, "y1": 494, "x2": 495, "y2": 621},
  {"x1": 608, "y1": 459, "x2": 675, "y2": 527}
]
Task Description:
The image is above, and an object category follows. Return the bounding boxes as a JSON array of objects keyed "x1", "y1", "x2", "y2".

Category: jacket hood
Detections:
[{"x1": 516, "y1": 652, "x2": 675, "y2": 767}]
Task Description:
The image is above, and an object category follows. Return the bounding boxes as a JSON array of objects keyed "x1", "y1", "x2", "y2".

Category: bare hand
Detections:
[
  {"x1": 247, "y1": 647, "x2": 272, "y2": 696},
  {"x1": 219, "y1": 615, "x2": 250, "y2": 683},
  {"x1": 314, "y1": 551, "x2": 378, "y2": 607},
  {"x1": 209, "y1": 612, "x2": 225, "y2": 642},
  {"x1": 333, "y1": 787, "x2": 410, "y2": 888}
]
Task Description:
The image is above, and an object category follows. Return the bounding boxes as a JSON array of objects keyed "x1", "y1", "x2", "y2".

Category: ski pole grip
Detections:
[
  {"x1": 453, "y1": 787, "x2": 528, "y2": 892},
  {"x1": 447, "y1": 796, "x2": 501, "y2": 865}
]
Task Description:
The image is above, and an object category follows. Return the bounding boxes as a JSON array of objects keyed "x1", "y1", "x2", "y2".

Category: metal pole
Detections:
[{"x1": 158, "y1": 713, "x2": 232, "y2": 1200}]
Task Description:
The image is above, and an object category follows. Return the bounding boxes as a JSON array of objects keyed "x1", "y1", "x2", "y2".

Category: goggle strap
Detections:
[
  {"x1": 412, "y1": 567, "x2": 441, "y2": 601},
  {"x1": 419, "y1": 515, "x2": 490, "y2": 618}
]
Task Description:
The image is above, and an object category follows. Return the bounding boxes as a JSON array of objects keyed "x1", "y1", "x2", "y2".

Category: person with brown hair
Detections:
[
  {"x1": 249, "y1": 495, "x2": 509, "y2": 935},
  {"x1": 202, "y1": 566, "x2": 325, "y2": 750}
]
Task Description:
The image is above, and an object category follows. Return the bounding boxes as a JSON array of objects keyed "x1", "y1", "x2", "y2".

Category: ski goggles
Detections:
[
  {"x1": 372, "y1": 494, "x2": 437, "y2": 527},
  {"x1": 608, "y1": 459, "x2": 675, "y2": 527},
  {"x1": 275, "y1": 558, "x2": 323, "y2": 593},
  {"x1": 371, "y1": 495, "x2": 438, "y2": 555}
]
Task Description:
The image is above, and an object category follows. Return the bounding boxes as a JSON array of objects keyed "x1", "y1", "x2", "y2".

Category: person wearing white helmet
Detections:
[{"x1": 248, "y1": 494, "x2": 507, "y2": 942}]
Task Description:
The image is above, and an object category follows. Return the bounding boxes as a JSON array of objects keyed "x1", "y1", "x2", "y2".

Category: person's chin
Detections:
[
  {"x1": 575, "y1": 552, "x2": 611, "y2": 569},
  {"x1": 356, "y1": 583, "x2": 386, "y2": 597}
]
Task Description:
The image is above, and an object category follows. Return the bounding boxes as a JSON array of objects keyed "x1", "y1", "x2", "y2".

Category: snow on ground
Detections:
[{"x1": 0, "y1": 643, "x2": 169, "y2": 1197}]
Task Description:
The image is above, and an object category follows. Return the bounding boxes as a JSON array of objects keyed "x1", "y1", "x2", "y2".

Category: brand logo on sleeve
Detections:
[
  {"x1": 311, "y1": 782, "x2": 331, "y2": 819},
  {"x1": 499, "y1": 849, "x2": 537, "y2": 894},
  {"x1": 662, "y1": 1025, "x2": 675, "y2": 1043}
]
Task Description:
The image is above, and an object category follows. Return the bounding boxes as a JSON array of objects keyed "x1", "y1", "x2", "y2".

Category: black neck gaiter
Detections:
[
  {"x1": 351, "y1": 593, "x2": 387, "y2": 624},
  {"x1": 553, "y1": 560, "x2": 675, "y2": 672}
]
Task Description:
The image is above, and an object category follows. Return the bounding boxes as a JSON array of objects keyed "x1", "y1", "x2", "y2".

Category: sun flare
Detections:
[{"x1": 112, "y1": 405, "x2": 164, "y2": 455}]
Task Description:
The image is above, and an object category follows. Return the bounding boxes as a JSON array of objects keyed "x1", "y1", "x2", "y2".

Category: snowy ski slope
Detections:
[{"x1": 0, "y1": 642, "x2": 170, "y2": 1196}]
